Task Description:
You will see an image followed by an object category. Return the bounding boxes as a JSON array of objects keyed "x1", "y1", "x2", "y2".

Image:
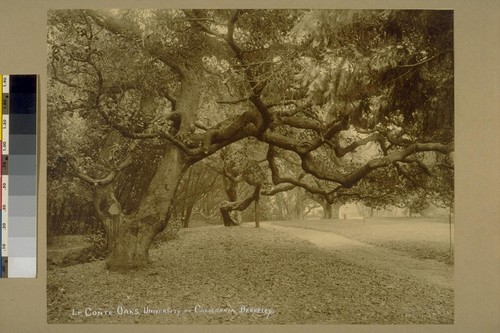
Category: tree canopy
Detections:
[{"x1": 47, "y1": 9, "x2": 454, "y2": 269}]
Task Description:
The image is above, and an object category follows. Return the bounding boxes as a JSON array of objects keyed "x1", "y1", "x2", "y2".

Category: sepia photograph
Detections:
[{"x1": 46, "y1": 9, "x2": 455, "y2": 324}]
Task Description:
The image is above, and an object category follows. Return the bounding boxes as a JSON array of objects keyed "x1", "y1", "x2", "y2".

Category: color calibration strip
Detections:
[{"x1": 1, "y1": 75, "x2": 37, "y2": 278}]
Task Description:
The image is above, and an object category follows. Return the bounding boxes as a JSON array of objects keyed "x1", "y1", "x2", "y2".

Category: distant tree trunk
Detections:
[
  {"x1": 48, "y1": 202, "x2": 63, "y2": 235},
  {"x1": 221, "y1": 213, "x2": 239, "y2": 226},
  {"x1": 321, "y1": 200, "x2": 342, "y2": 220},
  {"x1": 220, "y1": 186, "x2": 260, "y2": 226},
  {"x1": 255, "y1": 195, "x2": 260, "y2": 228},
  {"x1": 330, "y1": 202, "x2": 342, "y2": 219},
  {"x1": 322, "y1": 203, "x2": 332, "y2": 219},
  {"x1": 222, "y1": 174, "x2": 241, "y2": 226},
  {"x1": 293, "y1": 200, "x2": 305, "y2": 220},
  {"x1": 314, "y1": 197, "x2": 341, "y2": 220},
  {"x1": 181, "y1": 205, "x2": 194, "y2": 228},
  {"x1": 276, "y1": 194, "x2": 288, "y2": 220}
]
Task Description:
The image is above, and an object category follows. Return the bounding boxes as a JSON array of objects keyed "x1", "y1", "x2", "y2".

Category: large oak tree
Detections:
[{"x1": 48, "y1": 9, "x2": 454, "y2": 270}]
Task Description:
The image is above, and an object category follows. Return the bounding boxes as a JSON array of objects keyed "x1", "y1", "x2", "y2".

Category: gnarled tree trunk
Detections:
[
  {"x1": 104, "y1": 216, "x2": 159, "y2": 270},
  {"x1": 318, "y1": 200, "x2": 342, "y2": 220},
  {"x1": 331, "y1": 202, "x2": 342, "y2": 219},
  {"x1": 220, "y1": 186, "x2": 260, "y2": 226},
  {"x1": 95, "y1": 144, "x2": 188, "y2": 270},
  {"x1": 181, "y1": 205, "x2": 194, "y2": 228},
  {"x1": 102, "y1": 74, "x2": 200, "y2": 270},
  {"x1": 321, "y1": 202, "x2": 332, "y2": 219}
]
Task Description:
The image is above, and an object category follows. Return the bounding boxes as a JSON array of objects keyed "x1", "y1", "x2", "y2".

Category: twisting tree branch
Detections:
[
  {"x1": 266, "y1": 146, "x2": 336, "y2": 198},
  {"x1": 332, "y1": 133, "x2": 387, "y2": 157},
  {"x1": 68, "y1": 140, "x2": 139, "y2": 187},
  {"x1": 301, "y1": 141, "x2": 454, "y2": 188},
  {"x1": 334, "y1": 188, "x2": 395, "y2": 202},
  {"x1": 261, "y1": 183, "x2": 297, "y2": 196}
]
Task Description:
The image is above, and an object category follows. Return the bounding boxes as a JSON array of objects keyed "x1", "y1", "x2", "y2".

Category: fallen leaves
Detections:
[{"x1": 47, "y1": 225, "x2": 453, "y2": 324}]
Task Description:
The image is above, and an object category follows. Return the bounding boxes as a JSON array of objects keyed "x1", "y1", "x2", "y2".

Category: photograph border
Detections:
[{"x1": 0, "y1": 0, "x2": 499, "y2": 332}]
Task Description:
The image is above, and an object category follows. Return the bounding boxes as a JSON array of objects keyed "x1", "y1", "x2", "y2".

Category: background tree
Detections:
[{"x1": 171, "y1": 162, "x2": 221, "y2": 228}]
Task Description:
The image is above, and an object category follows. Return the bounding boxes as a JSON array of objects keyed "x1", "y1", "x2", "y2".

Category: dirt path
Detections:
[{"x1": 258, "y1": 223, "x2": 453, "y2": 290}]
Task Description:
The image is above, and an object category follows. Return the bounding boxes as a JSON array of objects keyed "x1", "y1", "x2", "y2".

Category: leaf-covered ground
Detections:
[
  {"x1": 272, "y1": 217, "x2": 454, "y2": 264},
  {"x1": 47, "y1": 225, "x2": 453, "y2": 324}
]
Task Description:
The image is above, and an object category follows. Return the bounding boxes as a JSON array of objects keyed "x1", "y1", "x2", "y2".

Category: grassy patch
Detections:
[{"x1": 272, "y1": 218, "x2": 454, "y2": 265}]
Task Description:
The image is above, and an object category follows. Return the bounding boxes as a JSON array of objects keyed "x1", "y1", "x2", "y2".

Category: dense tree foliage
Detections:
[{"x1": 47, "y1": 9, "x2": 454, "y2": 270}]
